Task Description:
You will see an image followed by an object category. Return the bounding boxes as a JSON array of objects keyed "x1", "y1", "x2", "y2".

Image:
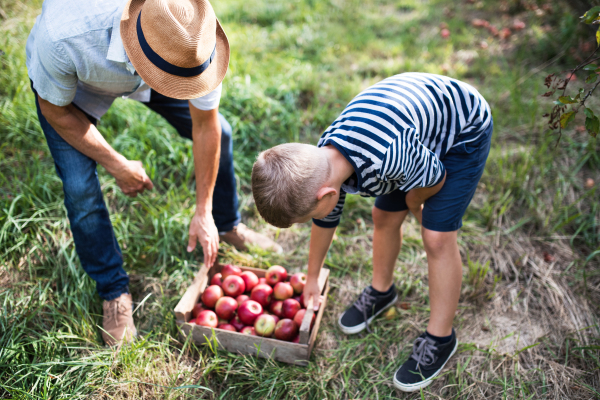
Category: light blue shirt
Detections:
[{"x1": 26, "y1": 0, "x2": 221, "y2": 120}]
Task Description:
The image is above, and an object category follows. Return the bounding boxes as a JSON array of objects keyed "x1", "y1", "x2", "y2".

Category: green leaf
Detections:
[
  {"x1": 584, "y1": 107, "x2": 595, "y2": 119},
  {"x1": 584, "y1": 64, "x2": 598, "y2": 70},
  {"x1": 558, "y1": 96, "x2": 578, "y2": 104},
  {"x1": 582, "y1": 7, "x2": 600, "y2": 24},
  {"x1": 560, "y1": 111, "x2": 576, "y2": 128},
  {"x1": 586, "y1": 73, "x2": 598, "y2": 84},
  {"x1": 586, "y1": 115, "x2": 600, "y2": 137}
]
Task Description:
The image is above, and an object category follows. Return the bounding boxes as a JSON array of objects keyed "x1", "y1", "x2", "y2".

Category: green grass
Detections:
[{"x1": 1, "y1": 0, "x2": 599, "y2": 398}]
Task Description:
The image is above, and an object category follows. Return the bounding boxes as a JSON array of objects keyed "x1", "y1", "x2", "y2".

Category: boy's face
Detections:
[{"x1": 293, "y1": 188, "x2": 341, "y2": 224}]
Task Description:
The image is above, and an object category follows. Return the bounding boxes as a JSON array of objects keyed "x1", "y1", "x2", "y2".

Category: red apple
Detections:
[
  {"x1": 274, "y1": 319, "x2": 299, "y2": 341},
  {"x1": 238, "y1": 300, "x2": 263, "y2": 326},
  {"x1": 192, "y1": 303, "x2": 206, "y2": 318},
  {"x1": 273, "y1": 282, "x2": 294, "y2": 300},
  {"x1": 210, "y1": 273, "x2": 223, "y2": 287},
  {"x1": 250, "y1": 284, "x2": 273, "y2": 307},
  {"x1": 196, "y1": 310, "x2": 218, "y2": 328},
  {"x1": 221, "y1": 264, "x2": 242, "y2": 279},
  {"x1": 258, "y1": 277, "x2": 268, "y2": 285},
  {"x1": 215, "y1": 296, "x2": 238, "y2": 320},
  {"x1": 240, "y1": 326, "x2": 256, "y2": 335},
  {"x1": 269, "y1": 300, "x2": 284, "y2": 317},
  {"x1": 265, "y1": 265, "x2": 287, "y2": 286},
  {"x1": 240, "y1": 271, "x2": 259, "y2": 293},
  {"x1": 282, "y1": 298, "x2": 301, "y2": 319},
  {"x1": 292, "y1": 335, "x2": 300, "y2": 343},
  {"x1": 201, "y1": 285, "x2": 223, "y2": 309},
  {"x1": 230, "y1": 315, "x2": 245, "y2": 331},
  {"x1": 293, "y1": 309, "x2": 315, "y2": 329},
  {"x1": 254, "y1": 314, "x2": 277, "y2": 337},
  {"x1": 289, "y1": 273, "x2": 307, "y2": 294},
  {"x1": 222, "y1": 275, "x2": 246, "y2": 297},
  {"x1": 217, "y1": 323, "x2": 237, "y2": 332},
  {"x1": 236, "y1": 294, "x2": 250, "y2": 306},
  {"x1": 272, "y1": 315, "x2": 280, "y2": 325}
]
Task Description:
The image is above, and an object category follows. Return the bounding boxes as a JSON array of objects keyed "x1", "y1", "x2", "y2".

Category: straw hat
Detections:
[{"x1": 120, "y1": 0, "x2": 229, "y2": 100}]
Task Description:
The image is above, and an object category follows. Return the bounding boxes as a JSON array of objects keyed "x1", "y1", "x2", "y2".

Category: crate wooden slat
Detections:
[{"x1": 175, "y1": 263, "x2": 329, "y2": 366}]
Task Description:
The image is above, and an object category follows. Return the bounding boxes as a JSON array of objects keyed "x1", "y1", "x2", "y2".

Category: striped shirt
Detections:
[{"x1": 313, "y1": 72, "x2": 491, "y2": 228}]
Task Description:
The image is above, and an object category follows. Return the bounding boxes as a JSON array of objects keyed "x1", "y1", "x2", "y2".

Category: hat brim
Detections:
[{"x1": 120, "y1": 0, "x2": 229, "y2": 100}]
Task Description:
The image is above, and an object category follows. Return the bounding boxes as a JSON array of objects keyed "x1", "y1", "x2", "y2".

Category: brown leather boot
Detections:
[
  {"x1": 102, "y1": 293, "x2": 137, "y2": 347},
  {"x1": 219, "y1": 223, "x2": 283, "y2": 254}
]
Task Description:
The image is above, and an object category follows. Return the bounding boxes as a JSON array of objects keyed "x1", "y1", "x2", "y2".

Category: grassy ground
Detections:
[{"x1": 1, "y1": 0, "x2": 599, "y2": 398}]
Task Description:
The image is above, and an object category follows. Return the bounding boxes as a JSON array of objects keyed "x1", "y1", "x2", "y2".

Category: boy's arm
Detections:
[
  {"x1": 405, "y1": 171, "x2": 446, "y2": 224},
  {"x1": 303, "y1": 223, "x2": 337, "y2": 311}
]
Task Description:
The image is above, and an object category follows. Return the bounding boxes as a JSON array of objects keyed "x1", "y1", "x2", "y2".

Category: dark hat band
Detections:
[{"x1": 136, "y1": 11, "x2": 216, "y2": 78}]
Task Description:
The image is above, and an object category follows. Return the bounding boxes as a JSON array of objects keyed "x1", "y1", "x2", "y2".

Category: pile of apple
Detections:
[{"x1": 190, "y1": 264, "x2": 315, "y2": 343}]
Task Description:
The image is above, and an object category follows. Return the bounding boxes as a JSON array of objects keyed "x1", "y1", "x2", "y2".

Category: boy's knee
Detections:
[
  {"x1": 422, "y1": 229, "x2": 457, "y2": 257},
  {"x1": 372, "y1": 206, "x2": 405, "y2": 229}
]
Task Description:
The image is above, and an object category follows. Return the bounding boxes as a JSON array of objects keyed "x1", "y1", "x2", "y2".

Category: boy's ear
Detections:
[{"x1": 316, "y1": 186, "x2": 337, "y2": 201}]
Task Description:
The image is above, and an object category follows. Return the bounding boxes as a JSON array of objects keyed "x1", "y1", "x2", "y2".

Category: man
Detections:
[{"x1": 26, "y1": 0, "x2": 282, "y2": 346}]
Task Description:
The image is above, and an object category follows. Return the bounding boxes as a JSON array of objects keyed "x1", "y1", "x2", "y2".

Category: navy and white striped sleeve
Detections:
[
  {"x1": 382, "y1": 129, "x2": 445, "y2": 192},
  {"x1": 312, "y1": 190, "x2": 347, "y2": 228}
]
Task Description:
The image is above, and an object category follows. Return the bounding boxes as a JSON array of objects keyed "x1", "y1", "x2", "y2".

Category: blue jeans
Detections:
[{"x1": 33, "y1": 87, "x2": 241, "y2": 300}]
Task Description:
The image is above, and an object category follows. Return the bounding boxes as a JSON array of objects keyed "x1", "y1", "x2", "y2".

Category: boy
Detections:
[{"x1": 252, "y1": 72, "x2": 492, "y2": 391}]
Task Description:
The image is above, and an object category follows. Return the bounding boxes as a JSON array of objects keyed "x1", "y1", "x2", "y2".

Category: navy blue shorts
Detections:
[{"x1": 374, "y1": 121, "x2": 493, "y2": 232}]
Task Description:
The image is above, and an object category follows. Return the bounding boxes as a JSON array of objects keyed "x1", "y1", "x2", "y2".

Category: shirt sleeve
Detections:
[
  {"x1": 381, "y1": 129, "x2": 446, "y2": 192},
  {"x1": 28, "y1": 28, "x2": 77, "y2": 106},
  {"x1": 189, "y1": 83, "x2": 222, "y2": 110},
  {"x1": 312, "y1": 189, "x2": 347, "y2": 228}
]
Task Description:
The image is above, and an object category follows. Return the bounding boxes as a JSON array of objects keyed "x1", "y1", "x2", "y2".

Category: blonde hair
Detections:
[{"x1": 252, "y1": 143, "x2": 330, "y2": 228}]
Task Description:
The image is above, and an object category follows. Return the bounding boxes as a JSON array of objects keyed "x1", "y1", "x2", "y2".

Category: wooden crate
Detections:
[{"x1": 174, "y1": 263, "x2": 330, "y2": 366}]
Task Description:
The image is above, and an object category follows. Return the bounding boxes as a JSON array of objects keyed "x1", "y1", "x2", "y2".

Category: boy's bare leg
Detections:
[
  {"x1": 422, "y1": 228, "x2": 462, "y2": 337},
  {"x1": 371, "y1": 207, "x2": 409, "y2": 292}
]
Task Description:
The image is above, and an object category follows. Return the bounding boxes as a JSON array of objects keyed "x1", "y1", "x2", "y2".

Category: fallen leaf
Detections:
[
  {"x1": 383, "y1": 307, "x2": 397, "y2": 320},
  {"x1": 399, "y1": 302, "x2": 410, "y2": 310}
]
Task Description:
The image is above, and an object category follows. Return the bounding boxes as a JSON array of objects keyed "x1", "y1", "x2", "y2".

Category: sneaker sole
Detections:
[
  {"x1": 337, "y1": 294, "x2": 399, "y2": 335},
  {"x1": 392, "y1": 339, "x2": 458, "y2": 392}
]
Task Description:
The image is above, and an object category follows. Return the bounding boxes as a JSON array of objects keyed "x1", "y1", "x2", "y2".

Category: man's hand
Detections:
[
  {"x1": 187, "y1": 210, "x2": 220, "y2": 267},
  {"x1": 302, "y1": 277, "x2": 322, "y2": 312},
  {"x1": 111, "y1": 159, "x2": 154, "y2": 197}
]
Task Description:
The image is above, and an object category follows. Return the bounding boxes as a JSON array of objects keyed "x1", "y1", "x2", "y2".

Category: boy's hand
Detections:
[{"x1": 303, "y1": 278, "x2": 321, "y2": 311}]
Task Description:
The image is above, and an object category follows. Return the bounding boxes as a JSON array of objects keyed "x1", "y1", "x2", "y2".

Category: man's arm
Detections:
[
  {"x1": 405, "y1": 171, "x2": 446, "y2": 224},
  {"x1": 186, "y1": 105, "x2": 221, "y2": 267},
  {"x1": 303, "y1": 223, "x2": 337, "y2": 311},
  {"x1": 37, "y1": 95, "x2": 154, "y2": 196}
]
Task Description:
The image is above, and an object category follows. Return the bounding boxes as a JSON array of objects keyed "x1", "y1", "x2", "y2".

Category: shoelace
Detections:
[
  {"x1": 353, "y1": 288, "x2": 377, "y2": 333},
  {"x1": 410, "y1": 336, "x2": 438, "y2": 369},
  {"x1": 105, "y1": 298, "x2": 130, "y2": 322}
]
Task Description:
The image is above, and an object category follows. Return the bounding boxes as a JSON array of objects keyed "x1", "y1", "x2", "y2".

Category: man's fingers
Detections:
[
  {"x1": 187, "y1": 234, "x2": 197, "y2": 253},
  {"x1": 143, "y1": 175, "x2": 154, "y2": 190}
]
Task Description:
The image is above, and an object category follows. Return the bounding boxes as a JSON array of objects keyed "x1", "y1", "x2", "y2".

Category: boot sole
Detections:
[
  {"x1": 338, "y1": 294, "x2": 398, "y2": 335},
  {"x1": 392, "y1": 339, "x2": 458, "y2": 392}
]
